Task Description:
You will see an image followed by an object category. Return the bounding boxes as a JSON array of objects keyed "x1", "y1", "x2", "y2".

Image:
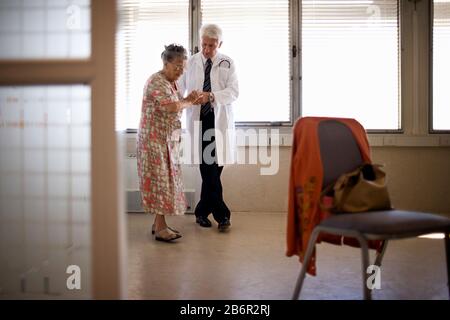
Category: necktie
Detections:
[{"x1": 201, "y1": 58, "x2": 212, "y2": 116}]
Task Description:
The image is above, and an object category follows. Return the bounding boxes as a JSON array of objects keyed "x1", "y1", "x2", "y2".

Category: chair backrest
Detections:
[{"x1": 318, "y1": 120, "x2": 364, "y2": 188}]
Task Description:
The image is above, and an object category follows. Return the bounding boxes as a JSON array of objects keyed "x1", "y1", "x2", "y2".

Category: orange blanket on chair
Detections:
[{"x1": 286, "y1": 117, "x2": 382, "y2": 276}]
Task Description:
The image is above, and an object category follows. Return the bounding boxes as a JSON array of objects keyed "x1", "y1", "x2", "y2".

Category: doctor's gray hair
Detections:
[
  {"x1": 161, "y1": 44, "x2": 188, "y2": 63},
  {"x1": 199, "y1": 24, "x2": 223, "y2": 42}
]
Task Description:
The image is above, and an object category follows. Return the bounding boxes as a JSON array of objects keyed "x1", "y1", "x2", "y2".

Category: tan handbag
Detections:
[{"x1": 331, "y1": 163, "x2": 392, "y2": 213}]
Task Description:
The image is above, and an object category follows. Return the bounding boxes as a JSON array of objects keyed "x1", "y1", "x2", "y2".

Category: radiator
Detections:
[{"x1": 126, "y1": 190, "x2": 144, "y2": 213}]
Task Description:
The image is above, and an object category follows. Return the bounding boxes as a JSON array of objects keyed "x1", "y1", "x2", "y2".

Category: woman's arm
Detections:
[
  {"x1": 162, "y1": 99, "x2": 193, "y2": 113},
  {"x1": 162, "y1": 91, "x2": 203, "y2": 112}
]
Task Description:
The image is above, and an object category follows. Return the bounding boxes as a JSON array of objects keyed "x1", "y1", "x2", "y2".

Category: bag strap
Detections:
[
  {"x1": 319, "y1": 181, "x2": 336, "y2": 212},
  {"x1": 320, "y1": 182, "x2": 335, "y2": 198}
]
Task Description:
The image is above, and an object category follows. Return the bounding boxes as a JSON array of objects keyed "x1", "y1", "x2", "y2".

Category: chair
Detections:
[{"x1": 291, "y1": 118, "x2": 450, "y2": 300}]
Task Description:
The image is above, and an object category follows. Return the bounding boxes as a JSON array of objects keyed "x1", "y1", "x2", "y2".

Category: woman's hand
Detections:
[
  {"x1": 195, "y1": 92, "x2": 211, "y2": 105},
  {"x1": 186, "y1": 90, "x2": 204, "y2": 105},
  {"x1": 163, "y1": 91, "x2": 205, "y2": 112}
]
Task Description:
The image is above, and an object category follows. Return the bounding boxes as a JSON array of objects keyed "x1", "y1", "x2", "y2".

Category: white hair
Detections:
[{"x1": 199, "y1": 24, "x2": 223, "y2": 42}]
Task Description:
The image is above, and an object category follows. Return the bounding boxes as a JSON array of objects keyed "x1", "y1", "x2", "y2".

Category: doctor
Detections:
[{"x1": 178, "y1": 24, "x2": 239, "y2": 231}]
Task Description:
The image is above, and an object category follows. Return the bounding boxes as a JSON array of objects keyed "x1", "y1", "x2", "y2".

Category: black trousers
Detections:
[{"x1": 194, "y1": 111, "x2": 231, "y2": 223}]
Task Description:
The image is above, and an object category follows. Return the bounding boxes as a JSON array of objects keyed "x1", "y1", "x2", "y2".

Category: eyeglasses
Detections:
[{"x1": 169, "y1": 63, "x2": 186, "y2": 71}]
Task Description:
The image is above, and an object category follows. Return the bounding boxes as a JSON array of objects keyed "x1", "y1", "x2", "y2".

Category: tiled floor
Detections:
[{"x1": 127, "y1": 212, "x2": 449, "y2": 300}]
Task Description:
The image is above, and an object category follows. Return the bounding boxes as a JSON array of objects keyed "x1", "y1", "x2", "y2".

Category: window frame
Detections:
[
  {"x1": 194, "y1": 0, "x2": 294, "y2": 127},
  {"x1": 299, "y1": 0, "x2": 403, "y2": 133},
  {"x1": 429, "y1": 0, "x2": 450, "y2": 134}
]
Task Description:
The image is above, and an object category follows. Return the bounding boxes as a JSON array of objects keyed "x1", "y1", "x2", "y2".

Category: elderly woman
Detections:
[{"x1": 137, "y1": 44, "x2": 202, "y2": 242}]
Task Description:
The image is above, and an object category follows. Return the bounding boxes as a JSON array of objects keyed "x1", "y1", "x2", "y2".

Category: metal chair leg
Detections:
[
  {"x1": 374, "y1": 240, "x2": 388, "y2": 267},
  {"x1": 354, "y1": 233, "x2": 371, "y2": 300},
  {"x1": 444, "y1": 231, "x2": 450, "y2": 299},
  {"x1": 291, "y1": 228, "x2": 321, "y2": 300}
]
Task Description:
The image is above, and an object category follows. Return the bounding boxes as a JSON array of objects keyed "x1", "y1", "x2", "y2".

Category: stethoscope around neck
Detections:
[
  {"x1": 218, "y1": 59, "x2": 231, "y2": 68},
  {"x1": 206, "y1": 59, "x2": 231, "y2": 69}
]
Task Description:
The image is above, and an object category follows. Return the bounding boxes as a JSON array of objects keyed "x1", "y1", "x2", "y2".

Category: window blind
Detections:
[
  {"x1": 301, "y1": 0, "x2": 400, "y2": 130},
  {"x1": 116, "y1": 0, "x2": 190, "y2": 130},
  {"x1": 433, "y1": 0, "x2": 450, "y2": 130},
  {"x1": 200, "y1": 0, "x2": 291, "y2": 123}
]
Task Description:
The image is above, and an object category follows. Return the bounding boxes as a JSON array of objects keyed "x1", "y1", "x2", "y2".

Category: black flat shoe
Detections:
[
  {"x1": 218, "y1": 218, "x2": 231, "y2": 232},
  {"x1": 196, "y1": 216, "x2": 212, "y2": 228}
]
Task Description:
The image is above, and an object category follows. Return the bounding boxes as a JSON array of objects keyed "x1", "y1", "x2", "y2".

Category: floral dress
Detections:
[{"x1": 137, "y1": 71, "x2": 186, "y2": 215}]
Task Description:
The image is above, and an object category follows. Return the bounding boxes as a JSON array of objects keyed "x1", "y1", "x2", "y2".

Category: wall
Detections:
[
  {"x1": 126, "y1": 133, "x2": 450, "y2": 214},
  {"x1": 221, "y1": 146, "x2": 450, "y2": 214}
]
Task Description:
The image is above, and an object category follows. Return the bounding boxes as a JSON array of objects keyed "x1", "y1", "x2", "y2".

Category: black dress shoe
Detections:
[
  {"x1": 218, "y1": 218, "x2": 231, "y2": 231},
  {"x1": 196, "y1": 216, "x2": 212, "y2": 228}
]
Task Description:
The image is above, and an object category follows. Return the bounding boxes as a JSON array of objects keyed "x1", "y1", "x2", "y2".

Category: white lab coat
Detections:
[{"x1": 178, "y1": 52, "x2": 239, "y2": 166}]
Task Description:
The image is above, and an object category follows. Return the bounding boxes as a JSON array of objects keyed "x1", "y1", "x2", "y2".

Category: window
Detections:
[
  {"x1": 119, "y1": 1, "x2": 448, "y2": 133},
  {"x1": 117, "y1": 0, "x2": 290, "y2": 129},
  {"x1": 116, "y1": 0, "x2": 190, "y2": 130},
  {"x1": 0, "y1": 0, "x2": 91, "y2": 59},
  {"x1": 0, "y1": 84, "x2": 92, "y2": 296},
  {"x1": 432, "y1": 0, "x2": 450, "y2": 131},
  {"x1": 301, "y1": 0, "x2": 400, "y2": 130},
  {"x1": 201, "y1": 0, "x2": 291, "y2": 124},
  {"x1": 0, "y1": 1, "x2": 124, "y2": 298}
]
